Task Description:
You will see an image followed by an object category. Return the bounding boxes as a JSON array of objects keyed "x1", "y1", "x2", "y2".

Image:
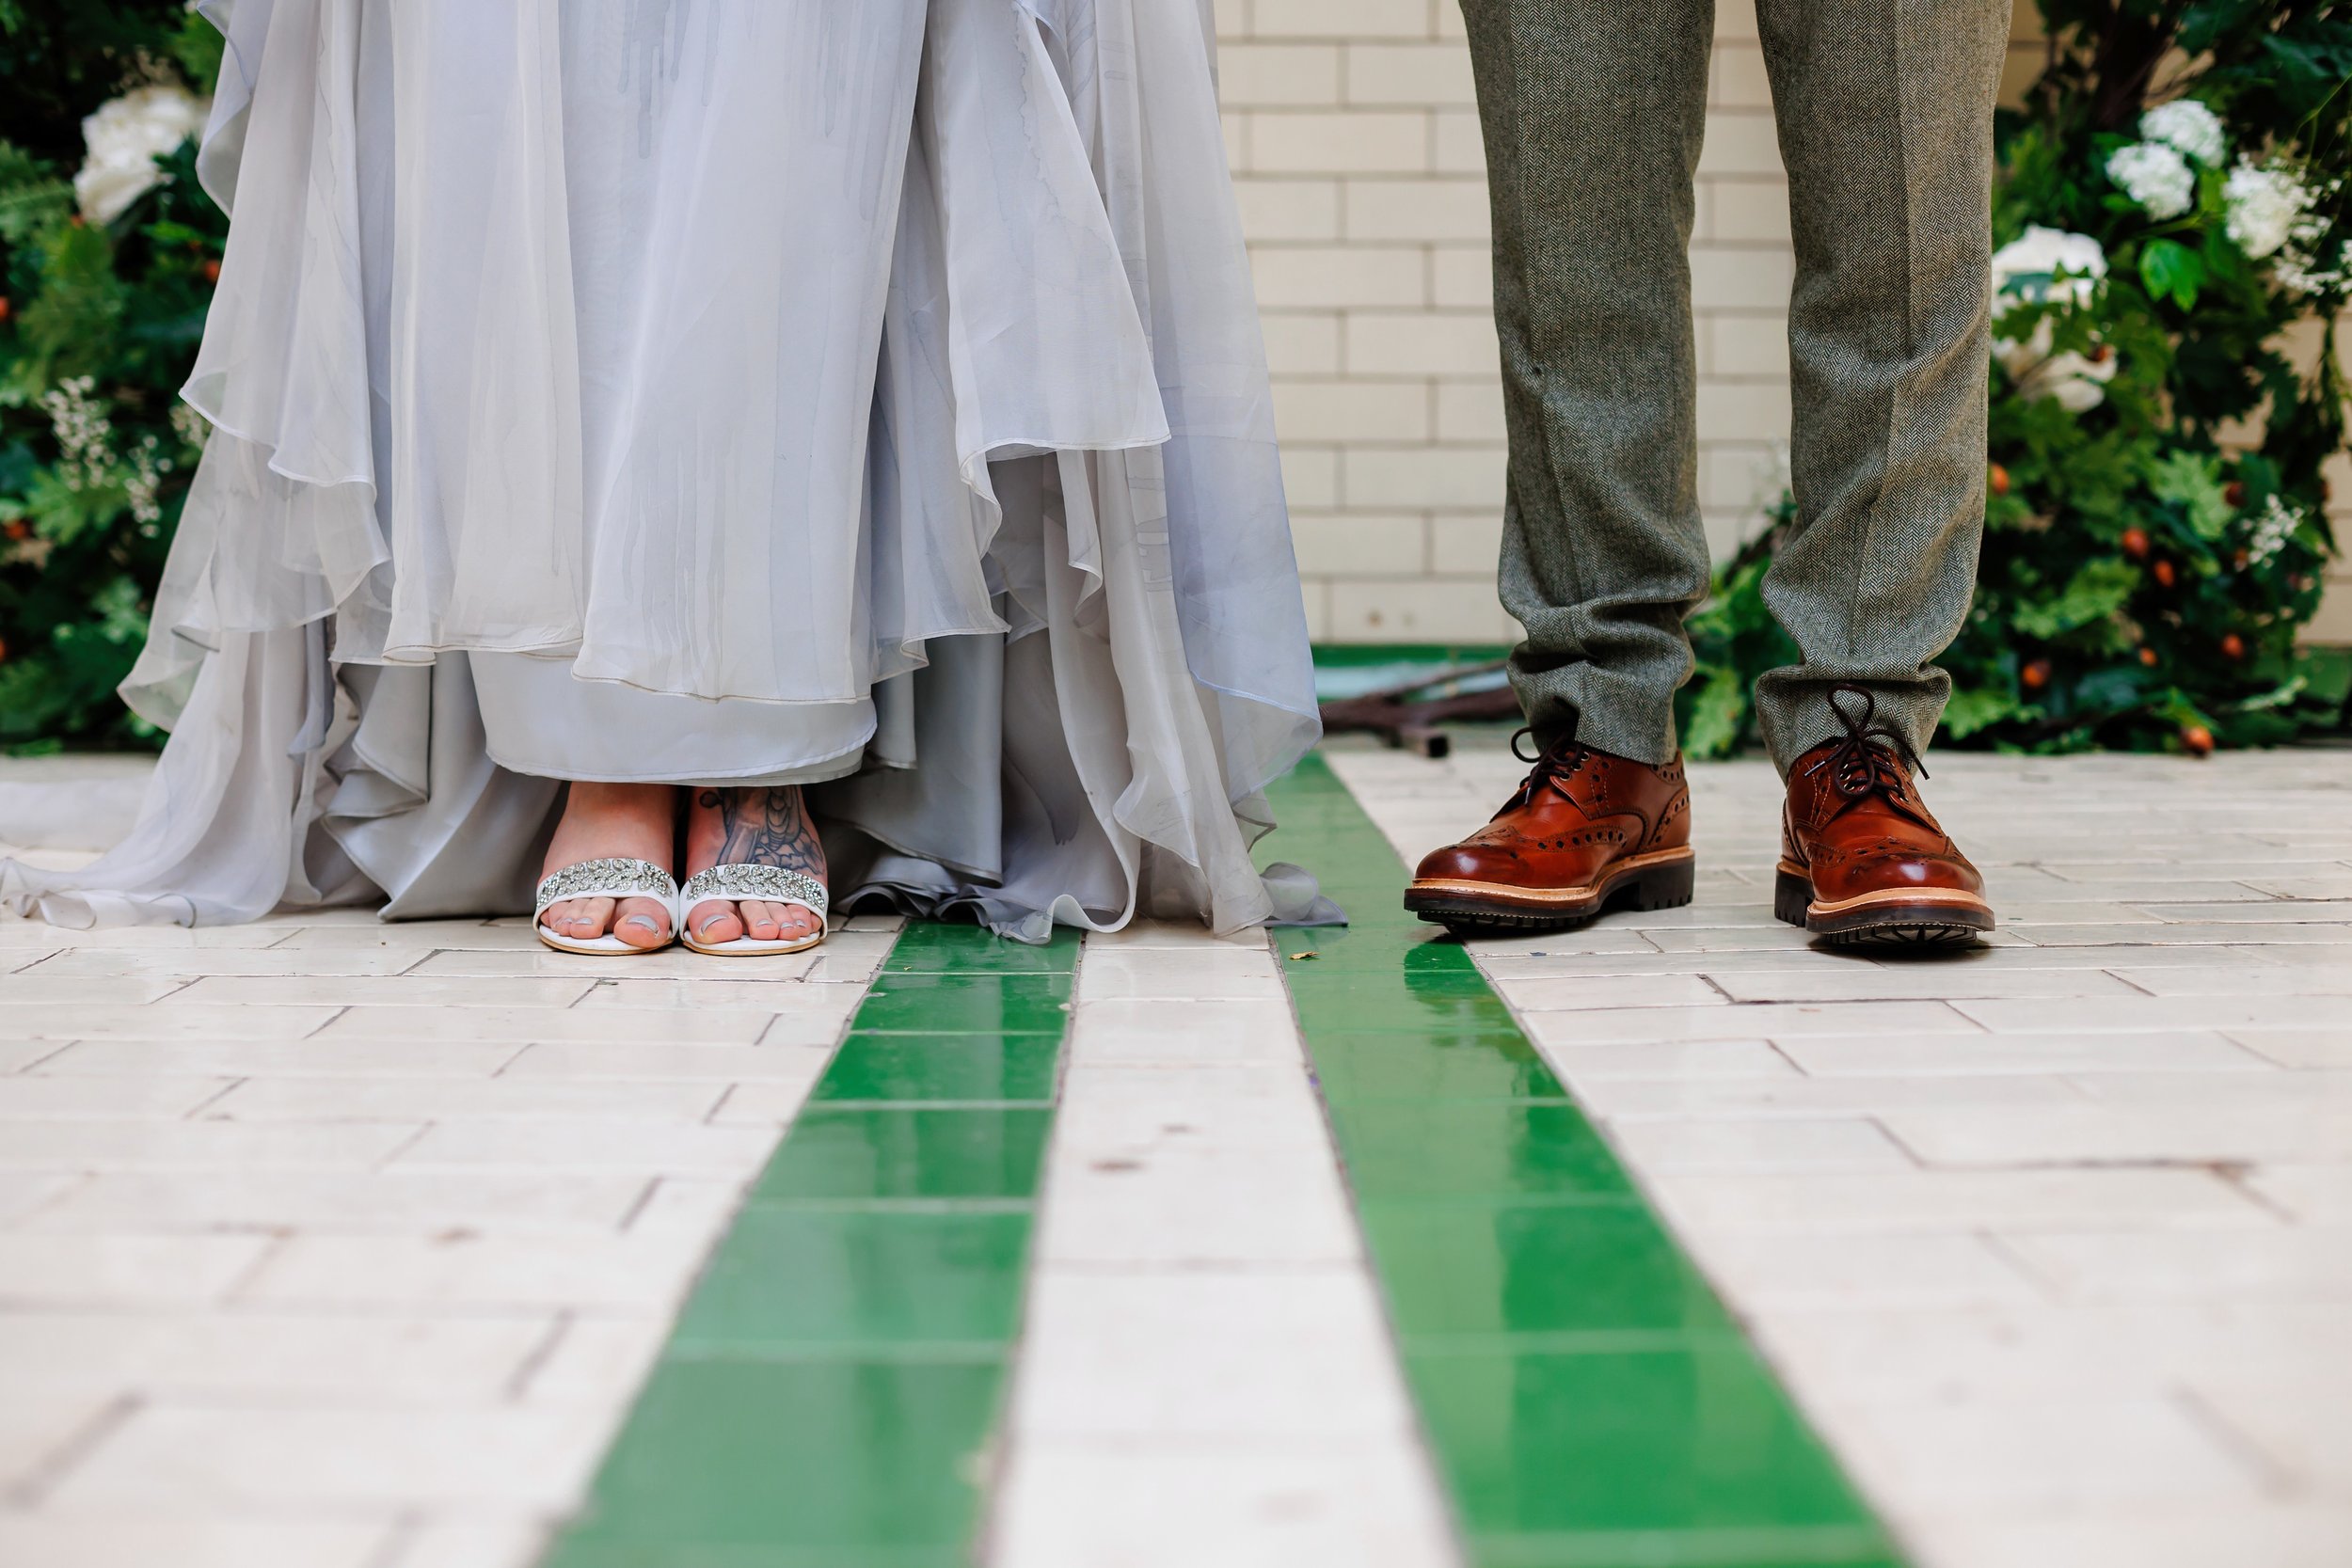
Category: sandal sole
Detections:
[
  {"x1": 535, "y1": 931, "x2": 677, "y2": 957},
  {"x1": 679, "y1": 932, "x2": 827, "y2": 958}
]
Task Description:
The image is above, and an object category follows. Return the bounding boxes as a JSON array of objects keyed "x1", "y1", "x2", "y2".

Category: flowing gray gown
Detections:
[{"x1": 0, "y1": 0, "x2": 1334, "y2": 942}]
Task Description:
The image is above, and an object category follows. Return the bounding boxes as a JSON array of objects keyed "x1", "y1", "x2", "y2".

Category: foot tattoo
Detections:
[{"x1": 687, "y1": 786, "x2": 829, "y2": 947}]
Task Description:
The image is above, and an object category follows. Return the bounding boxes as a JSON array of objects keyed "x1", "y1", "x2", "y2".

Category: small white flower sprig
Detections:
[
  {"x1": 38, "y1": 376, "x2": 112, "y2": 492},
  {"x1": 2222, "y1": 161, "x2": 2344, "y2": 298},
  {"x1": 35, "y1": 375, "x2": 183, "y2": 535},
  {"x1": 2244, "y1": 494, "x2": 2306, "y2": 570}
]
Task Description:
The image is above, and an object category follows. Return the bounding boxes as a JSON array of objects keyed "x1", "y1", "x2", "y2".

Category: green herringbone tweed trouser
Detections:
[{"x1": 1461, "y1": 0, "x2": 2009, "y2": 772}]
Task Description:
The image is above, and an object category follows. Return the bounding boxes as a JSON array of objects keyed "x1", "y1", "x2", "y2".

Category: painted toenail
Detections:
[{"x1": 622, "y1": 916, "x2": 659, "y2": 933}]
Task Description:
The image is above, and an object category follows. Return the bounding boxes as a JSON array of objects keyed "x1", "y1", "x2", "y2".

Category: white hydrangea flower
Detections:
[
  {"x1": 1990, "y1": 225, "x2": 2107, "y2": 316},
  {"x1": 1990, "y1": 226, "x2": 2116, "y2": 411},
  {"x1": 2139, "y1": 99, "x2": 2227, "y2": 167},
  {"x1": 72, "y1": 83, "x2": 209, "y2": 227},
  {"x1": 2224, "y1": 161, "x2": 2312, "y2": 260},
  {"x1": 1994, "y1": 317, "x2": 2119, "y2": 414},
  {"x1": 2106, "y1": 141, "x2": 2197, "y2": 219}
]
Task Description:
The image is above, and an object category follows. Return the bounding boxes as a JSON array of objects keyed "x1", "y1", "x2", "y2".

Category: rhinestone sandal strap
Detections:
[
  {"x1": 533, "y1": 858, "x2": 680, "y2": 917},
  {"x1": 681, "y1": 864, "x2": 830, "y2": 926}
]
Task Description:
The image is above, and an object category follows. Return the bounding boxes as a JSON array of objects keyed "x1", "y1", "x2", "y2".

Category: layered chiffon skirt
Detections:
[{"x1": 1, "y1": 0, "x2": 1333, "y2": 941}]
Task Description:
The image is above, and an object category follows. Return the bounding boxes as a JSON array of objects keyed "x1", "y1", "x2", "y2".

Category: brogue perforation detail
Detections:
[{"x1": 1534, "y1": 827, "x2": 1627, "y2": 852}]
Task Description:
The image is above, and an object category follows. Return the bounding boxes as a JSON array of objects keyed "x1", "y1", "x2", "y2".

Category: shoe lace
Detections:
[
  {"x1": 1801, "y1": 685, "x2": 1932, "y2": 826},
  {"x1": 1505, "y1": 727, "x2": 1593, "y2": 810}
]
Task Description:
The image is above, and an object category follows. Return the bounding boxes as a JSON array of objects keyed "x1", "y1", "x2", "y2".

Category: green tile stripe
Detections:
[
  {"x1": 1270, "y1": 754, "x2": 1904, "y2": 1568},
  {"x1": 543, "y1": 922, "x2": 1079, "y2": 1568}
]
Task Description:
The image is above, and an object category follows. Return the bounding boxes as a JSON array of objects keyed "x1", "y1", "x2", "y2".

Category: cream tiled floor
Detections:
[
  {"x1": 7, "y1": 736, "x2": 2352, "y2": 1568},
  {"x1": 0, "y1": 852, "x2": 1440, "y2": 1567},
  {"x1": 1332, "y1": 736, "x2": 2352, "y2": 1568},
  {"x1": 0, "y1": 895, "x2": 891, "y2": 1567}
]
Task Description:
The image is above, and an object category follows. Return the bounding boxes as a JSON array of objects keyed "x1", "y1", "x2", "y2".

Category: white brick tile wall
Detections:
[
  {"x1": 1250, "y1": 247, "x2": 1425, "y2": 309},
  {"x1": 1250, "y1": 0, "x2": 1429, "y2": 40},
  {"x1": 1428, "y1": 245, "x2": 1490, "y2": 309},
  {"x1": 1346, "y1": 42, "x2": 1480, "y2": 105},
  {"x1": 1340, "y1": 178, "x2": 1491, "y2": 243},
  {"x1": 1708, "y1": 181, "x2": 1795, "y2": 244},
  {"x1": 1433, "y1": 379, "x2": 1502, "y2": 443},
  {"x1": 1328, "y1": 578, "x2": 1518, "y2": 642},
  {"x1": 1226, "y1": 0, "x2": 2349, "y2": 646},
  {"x1": 1694, "y1": 113, "x2": 1787, "y2": 180},
  {"x1": 1288, "y1": 515, "x2": 1428, "y2": 577},
  {"x1": 1259, "y1": 313, "x2": 1342, "y2": 376},
  {"x1": 1341, "y1": 311, "x2": 1497, "y2": 377},
  {"x1": 1250, "y1": 111, "x2": 1429, "y2": 174},
  {"x1": 1226, "y1": 1, "x2": 1796, "y2": 642},
  {"x1": 1343, "y1": 446, "x2": 1506, "y2": 510},
  {"x1": 1232, "y1": 178, "x2": 1340, "y2": 242},
  {"x1": 1218, "y1": 44, "x2": 1342, "y2": 106},
  {"x1": 1271, "y1": 380, "x2": 1429, "y2": 443}
]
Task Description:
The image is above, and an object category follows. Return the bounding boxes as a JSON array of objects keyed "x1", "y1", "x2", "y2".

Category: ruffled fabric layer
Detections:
[{"x1": 4, "y1": 0, "x2": 1330, "y2": 942}]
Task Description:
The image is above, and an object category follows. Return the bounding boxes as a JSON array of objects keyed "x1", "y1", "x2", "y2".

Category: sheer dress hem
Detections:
[{"x1": 3, "y1": 0, "x2": 1336, "y2": 942}]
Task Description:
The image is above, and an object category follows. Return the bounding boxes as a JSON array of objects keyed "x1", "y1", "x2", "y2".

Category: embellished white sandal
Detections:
[
  {"x1": 680, "y1": 864, "x2": 830, "y2": 957},
  {"x1": 533, "y1": 858, "x2": 683, "y2": 956}
]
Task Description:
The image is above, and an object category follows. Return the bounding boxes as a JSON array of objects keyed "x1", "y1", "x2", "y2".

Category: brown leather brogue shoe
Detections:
[
  {"x1": 1776, "y1": 686, "x2": 1994, "y2": 947},
  {"x1": 1404, "y1": 732, "x2": 1694, "y2": 933}
]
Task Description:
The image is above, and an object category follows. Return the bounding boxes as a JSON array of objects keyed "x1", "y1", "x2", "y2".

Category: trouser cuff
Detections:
[
  {"x1": 1755, "y1": 671, "x2": 1950, "y2": 777},
  {"x1": 1512, "y1": 664, "x2": 1683, "y2": 768}
]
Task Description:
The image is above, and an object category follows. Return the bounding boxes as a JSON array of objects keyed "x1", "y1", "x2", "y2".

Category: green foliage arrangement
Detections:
[
  {"x1": 1683, "y1": 0, "x2": 2352, "y2": 757},
  {"x1": 0, "y1": 3, "x2": 222, "y2": 750}
]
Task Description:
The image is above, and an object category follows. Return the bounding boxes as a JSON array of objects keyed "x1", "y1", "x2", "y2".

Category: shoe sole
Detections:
[
  {"x1": 1772, "y1": 863, "x2": 1994, "y2": 948},
  {"x1": 1404, "y1": 847, "x2": 1696, "y2": 935}
]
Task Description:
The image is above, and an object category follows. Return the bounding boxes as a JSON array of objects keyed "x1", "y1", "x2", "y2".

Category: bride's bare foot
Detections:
[
  {"x1": 684, "y1": 786, "x2": 828, "y2": 947},
  {"x1": 540, "y1": 783, "x2": 679, "y2": 950}
]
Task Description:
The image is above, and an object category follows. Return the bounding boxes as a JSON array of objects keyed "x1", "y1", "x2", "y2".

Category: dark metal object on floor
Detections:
[{"x1": 1316, "y1": 659, "x2": 1520, "y2": 758}]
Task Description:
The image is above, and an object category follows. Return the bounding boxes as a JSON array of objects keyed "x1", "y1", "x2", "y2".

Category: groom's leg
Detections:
[
  {"x1": 1459, "y1": 0, "x2": 1716, "y2": 766},
  {"x1": 1749, "y1": 0, "x2": 2007, "y2": 770}
]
